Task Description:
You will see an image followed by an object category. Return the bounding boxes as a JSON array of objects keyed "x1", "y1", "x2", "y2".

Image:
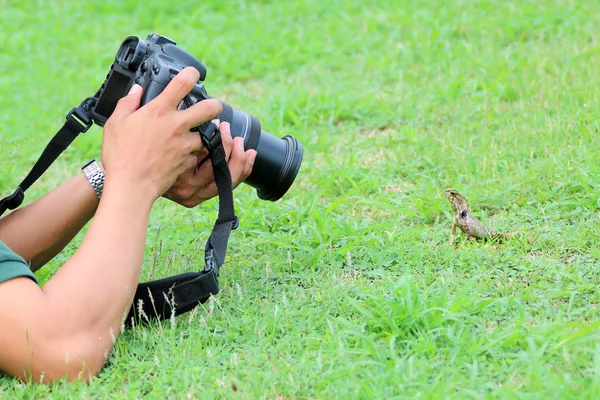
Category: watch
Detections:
[{"x1": 82, "y1": 159, "x2": 105, "y2": 200}]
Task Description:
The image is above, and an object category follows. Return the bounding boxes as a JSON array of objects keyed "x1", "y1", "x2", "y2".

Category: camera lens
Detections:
[{"x1": 216, "y1": 102, "x2": 303, "y2": 201}]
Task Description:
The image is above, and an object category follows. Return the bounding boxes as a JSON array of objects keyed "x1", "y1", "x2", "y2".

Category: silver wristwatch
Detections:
[{"x1": 82, "y1": 159, "x2": 105, "y2": 200}]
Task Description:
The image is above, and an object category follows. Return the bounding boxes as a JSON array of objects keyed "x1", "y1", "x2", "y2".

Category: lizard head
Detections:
[{"x1": 443, "y1": 188, "x2": 470, "y2": 216}]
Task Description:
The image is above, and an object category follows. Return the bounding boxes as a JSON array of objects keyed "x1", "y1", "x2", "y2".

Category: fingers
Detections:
[
  {"x1": 221, "y1": 120, "x2": 256, "y2": 186},
  {"x1": 193, "y1": 120, "x2": 233, "y2": 177},
  {"x1": 219, "y1": 120, "x2": 234, "y2": 163},
  {"x1": 167, "y1": 120, "x2": 256, "y2": 207},
  {"x1": 191, "y1": 143, "x2": 255, "y2": 202},
  {"x1": 182, "y1": 117, "x2": 228, "y2": 158},
  {"x1": 228, "y1": 137, "x2": 251, "y2": 187},
  {"x1": 109, "y1": 84, "x2": 143, "y2": 123},
  {"x1": 241, "y1": 150, "x2": 257, "y2": 183},
  {"x1": 184, "y1": 154, "x2": 198, "y2": 173},
  {"x1": 180, "y1": 99, "x2": 223, "y2": 129},
  {"x1": 195, "y1": 148, "x2": 209, "y2": 165},
  {"x1": 184, "y1": 131, "x2": 204, "y2": 153},
  {"x1": 154, "y1": 67, "x2": 200, "y2": 111}
]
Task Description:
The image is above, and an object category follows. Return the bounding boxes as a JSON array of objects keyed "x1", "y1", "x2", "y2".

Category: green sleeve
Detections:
[{"x1": 0, "y1": 241, "x2": 37, "y2": 284}]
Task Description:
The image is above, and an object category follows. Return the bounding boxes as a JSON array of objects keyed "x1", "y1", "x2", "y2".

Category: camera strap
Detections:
[
  {"x1": 0, "y1": 98, "x2": 96, "y2": 217},
  {"x1": 125, "y1": 122, "x2": 241, "y2": 326}
]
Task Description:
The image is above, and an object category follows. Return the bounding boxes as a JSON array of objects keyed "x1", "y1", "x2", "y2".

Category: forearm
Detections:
[
  {"x1": 0, "y1": 172, "x2": 99, "y2": 270},
  {"x1": 43, "y1": 178, "x2": 154, "y2": 334},
  {"x1": 0, "y1": 179, "x2": 155, "y2": 382}
]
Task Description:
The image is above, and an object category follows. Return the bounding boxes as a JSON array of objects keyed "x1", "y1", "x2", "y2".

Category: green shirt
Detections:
[{"x1": 0, "y1": 240, "x2": 37, "y2": 284}]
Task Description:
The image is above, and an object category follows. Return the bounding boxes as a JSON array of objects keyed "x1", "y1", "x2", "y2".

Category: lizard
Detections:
[{"x1": 443, "y1": 188, "x2": 520, "y2": 245}]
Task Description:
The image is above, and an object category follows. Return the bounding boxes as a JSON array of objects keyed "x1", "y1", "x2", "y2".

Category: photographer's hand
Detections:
[
  {"x1": 164, "y1": 120, "x2": 257, "y2": 208},
  {"x1": 101, "y1": 70, "x2": 222, "y2": 200}
]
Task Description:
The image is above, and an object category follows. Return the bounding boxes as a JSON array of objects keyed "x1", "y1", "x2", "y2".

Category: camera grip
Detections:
[{"x1": 141, "y1": 79, "x2": 167, "y2": 106}]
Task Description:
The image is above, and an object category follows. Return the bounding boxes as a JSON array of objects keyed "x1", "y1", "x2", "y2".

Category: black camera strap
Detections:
[
  {"x1": 125, "y1": 122, "x2": 240, "y2": 326},
  {"x1": 0, "y1": 98, "x2": 96, "y2": 217}
]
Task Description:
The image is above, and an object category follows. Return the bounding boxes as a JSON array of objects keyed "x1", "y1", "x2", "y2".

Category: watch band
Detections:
[{"x1": 82, "y1": 159, "x2": 105, "y2": 200}]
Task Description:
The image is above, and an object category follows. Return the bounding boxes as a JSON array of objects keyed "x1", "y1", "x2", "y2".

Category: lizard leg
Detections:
[{"x1": 450, "y1": 223, "x2": 457, "y2": 246}]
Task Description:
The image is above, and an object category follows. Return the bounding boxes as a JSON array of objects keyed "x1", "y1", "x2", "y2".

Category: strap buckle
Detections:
[
  {"x1": 201, "y1": 216, "x2": 238, "y2": 274},
  {"x1": 231, "y1": 215, "x2": 239, "y2": 230},
  {"x1": 66, "y1": 97, "x2": 96, "y2": 133},
  {"x1": 198, "y1": 122, "x2": 221, "y2": 152},
  {"x1": 203, "y1": 248, "x2": 218, "y2": 275}
]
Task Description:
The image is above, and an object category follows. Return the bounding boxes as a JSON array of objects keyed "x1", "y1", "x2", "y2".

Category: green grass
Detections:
[{"x1": 2, "y1": 0, "x2": 600, "y2": 397}]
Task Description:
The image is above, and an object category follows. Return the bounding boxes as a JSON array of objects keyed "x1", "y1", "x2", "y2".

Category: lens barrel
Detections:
[{"x1": 216, "y1": 103, "x2": 303, "y2": 201}]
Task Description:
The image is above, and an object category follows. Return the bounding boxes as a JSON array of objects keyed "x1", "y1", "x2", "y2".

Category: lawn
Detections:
[{"x1": 1, "y1": 0, "x2": 600, "y2": 398}]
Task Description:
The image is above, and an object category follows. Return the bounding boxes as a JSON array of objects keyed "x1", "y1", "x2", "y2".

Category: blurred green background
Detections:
[{"x1": 1, "y1": 0, "x2": 600, "y2": 398}]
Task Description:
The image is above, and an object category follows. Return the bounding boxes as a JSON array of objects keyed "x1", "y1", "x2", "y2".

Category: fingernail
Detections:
[
  {"x1": 248, "y1": 150, "x2": 257, "y2": 165},
  {"x1": 237, "y1": 137, "x2": 244, "y2": 151},
  {"x1": 212, "y1": 119, "x2": 220, "y2": 126},
  {"x1": 128, "y1": 84, "x2": 141, "y2": 95}
]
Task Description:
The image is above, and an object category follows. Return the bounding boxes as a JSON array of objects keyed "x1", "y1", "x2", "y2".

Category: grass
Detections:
[{"x1": 1, "y1": 0, "x2": 600, "y2": 397}]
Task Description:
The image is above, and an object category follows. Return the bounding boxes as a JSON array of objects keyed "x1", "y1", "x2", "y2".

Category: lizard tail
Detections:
[
  {"x1": 494, "y1": 231, "x2": 532, "y2": 243},
  {"x1": 488, "y1": 231, "x2": 514, "y2": 241}
]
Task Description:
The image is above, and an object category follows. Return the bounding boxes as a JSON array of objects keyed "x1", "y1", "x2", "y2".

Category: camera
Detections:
[{"x1": 90, "y1": 33, "x2": 303, "y2": 201}]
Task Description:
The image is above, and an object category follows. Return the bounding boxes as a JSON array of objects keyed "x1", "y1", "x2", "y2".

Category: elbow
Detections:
[
  {"x1": 0, "y1": 278, "x2": 120, "y2": 384},
  {"x1": 15, "y1": 336, "x2": 112, "y2": 384}
]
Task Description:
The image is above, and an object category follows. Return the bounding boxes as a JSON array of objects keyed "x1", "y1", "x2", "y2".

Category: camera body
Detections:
[
  {"x1": 92, "y1": 34, "x2": 209, "y2": 124},
  {"x1": 90, "y1": 34, "x2": 303, "y2": 201}
]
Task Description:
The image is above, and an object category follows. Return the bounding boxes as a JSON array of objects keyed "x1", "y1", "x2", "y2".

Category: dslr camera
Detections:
[{"x1": 91, "y1": 33, "x2": 303, "y2": 201}]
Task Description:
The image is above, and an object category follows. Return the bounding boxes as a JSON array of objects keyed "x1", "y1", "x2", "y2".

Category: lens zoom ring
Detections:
[{"x1": 218, "y1": 102, "x2": 234, "y2": 125}]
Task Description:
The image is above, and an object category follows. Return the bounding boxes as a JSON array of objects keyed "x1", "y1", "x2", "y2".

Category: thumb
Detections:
[{"x1": 109, "y1": 84, "x2": 143, "y2": 122}]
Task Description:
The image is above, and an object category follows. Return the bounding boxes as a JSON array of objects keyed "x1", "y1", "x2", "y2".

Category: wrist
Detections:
[
  {"x1": 100, "y1": 159, "x2": 164, "y2": 200},
  {"x1": 102, "y1": 173, "x2": 159, "y2": 210}
]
